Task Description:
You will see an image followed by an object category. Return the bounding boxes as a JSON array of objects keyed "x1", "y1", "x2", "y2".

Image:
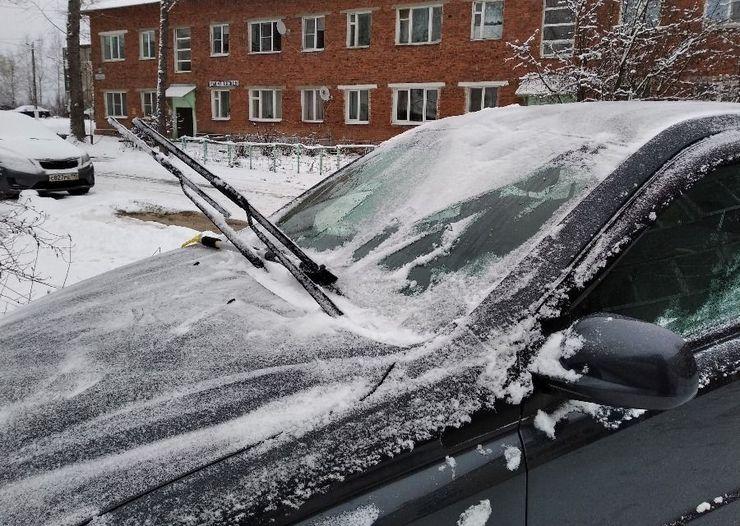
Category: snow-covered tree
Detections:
[
  {"x1": 155, "y1": 0, "x2": 179, "y2": 135},
  {"x1": 508, "y1": 0, "x2": 740, "y2": 102}
]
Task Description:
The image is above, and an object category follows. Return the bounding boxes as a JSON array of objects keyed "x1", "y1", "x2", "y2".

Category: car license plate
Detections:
[{"x1": 48, "y1": 172, "x2": 79, "y2": 182}]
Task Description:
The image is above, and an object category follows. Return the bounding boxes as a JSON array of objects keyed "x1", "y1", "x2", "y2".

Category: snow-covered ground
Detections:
[{"x1": 0, "y1": 135, "x2": 326, "y2": 315}]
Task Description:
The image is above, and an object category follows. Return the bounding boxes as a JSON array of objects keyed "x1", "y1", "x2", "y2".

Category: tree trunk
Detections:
[
  {"x1": 155, "y1": 1, "x2": 173, "y2": 136},
  {"x1": 67, "y1": 0, "x2": 86, "y2": 141}
]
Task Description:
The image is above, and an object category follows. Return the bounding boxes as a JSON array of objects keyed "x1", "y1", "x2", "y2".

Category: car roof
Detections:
[{"x1": 2, "y1": 101, "x2": 740, "y2": 525}]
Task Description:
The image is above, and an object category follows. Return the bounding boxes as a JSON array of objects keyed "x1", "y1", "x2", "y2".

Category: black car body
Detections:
[
  {"x1": 0, "y1": 102, "x2": 738, "y2": 525},
  {"x1": 0, "y1": 111, "x2": 94, "y2": 198}
]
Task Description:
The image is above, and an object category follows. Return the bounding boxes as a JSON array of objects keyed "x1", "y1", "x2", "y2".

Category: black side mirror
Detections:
[{"x1": 534, "y1": 314, "x2": 699, "y2": 410}]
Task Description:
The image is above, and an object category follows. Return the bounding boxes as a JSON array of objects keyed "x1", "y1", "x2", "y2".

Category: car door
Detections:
[{"x1": 520, "y1": 157, "x2": 740, "y2": 525}]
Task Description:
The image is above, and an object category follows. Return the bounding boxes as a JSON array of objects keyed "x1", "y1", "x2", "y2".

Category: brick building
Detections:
[{"x1": 85, "y1": 0, "x2": 739, "y2": 143}]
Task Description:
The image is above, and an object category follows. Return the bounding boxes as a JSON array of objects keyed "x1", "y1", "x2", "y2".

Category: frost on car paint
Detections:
[{"x1": 313, "y1": 504, "x2": 380, "y2": 526}]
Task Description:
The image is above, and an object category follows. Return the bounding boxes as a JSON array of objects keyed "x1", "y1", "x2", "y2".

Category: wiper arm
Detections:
[
  {"x1": 132, "y1": 118, "x2": 338, "y2": 287},
  {"x1": 108, "y1": 117, "x2": 342, "y2": 317}
]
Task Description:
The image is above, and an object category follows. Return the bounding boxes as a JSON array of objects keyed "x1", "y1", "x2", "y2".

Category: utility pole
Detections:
[{"x1": 30, "y1": 42, "x2": 39, "y2": 117}]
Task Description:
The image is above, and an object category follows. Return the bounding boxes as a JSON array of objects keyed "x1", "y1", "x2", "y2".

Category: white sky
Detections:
[{"x1": 0, "y1": 0, "x2": 88, "y2": 53}]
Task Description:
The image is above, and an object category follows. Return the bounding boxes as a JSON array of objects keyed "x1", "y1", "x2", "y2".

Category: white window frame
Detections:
[
  {"x1": 100, "y1": 31, "x2": 126, "y2": 62},
  {"x1": 396, "y1": 4, "x2": 443, "y2": 45},
  {"x1": 541, "y1": 0, "x2": 575, "y2": 58},
  {"x1": 459, "y1": 81, "x2": 507, "y2": 112},
  {"x1": 704, "y1": 0, "x2": 740, "y2": 25},
  {"x1": 390, "y1": 82, "x2": 444, "y2": 125},
  {"x1": 104, "y1": 91, "x2": 127, "y2": 118},
  {"x1": 249, "y1": 19, "x2": 283, "y2": 54},
  {"x1": 347, "y1": 10, "x2": 372, "y2": 48},
  {"x1": 210, "y1": 23, "x2": 230, "y2": 56},
  {"x1": 249, "y1": 88, "x2": 283, "y2": 122},
  {"x1": 471, "y1": 1, "x2": 504, "y2": 40},
  {"x1": 211, "y1": 89, "x2": 231, "y2": 120},
  {"x1": 620, "y1": 0, "x2": 662, "y2": 27},
  {"x1": 174, "y1": 27, "x2": 192, "y2": 72},
  {"x1": 302, "y1": 15, "x2": 326, "y2": 52},
  {"x1": 301, "y1": 88, "x2": 325, "y2": 123},
  {"x1": 140, "y1": 90, "x2": 156, "y2": 116},
  {"x1": 339, "y1": 84, "x2": 376, "y2": 124},
  {"x1": 139, "y1": 29, "x2": 156, "y2": 60}
]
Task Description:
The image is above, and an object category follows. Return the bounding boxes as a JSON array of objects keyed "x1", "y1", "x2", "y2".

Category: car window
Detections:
[{"x1": 571, "y1": 162, "x2": 740, "y2": 337}]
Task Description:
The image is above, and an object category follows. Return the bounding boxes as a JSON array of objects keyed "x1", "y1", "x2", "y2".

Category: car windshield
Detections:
[{"x1": 277, "y1": 123, "x2": 604, "y2": 333}]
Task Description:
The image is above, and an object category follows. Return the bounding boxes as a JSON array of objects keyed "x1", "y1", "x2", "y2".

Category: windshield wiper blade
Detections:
[
  {"x1": 108, "y1": 117, "x2": 343, "y2": 317},
  {"x1": 132, "y1": 118, "x2": 338, "y2": 288}
]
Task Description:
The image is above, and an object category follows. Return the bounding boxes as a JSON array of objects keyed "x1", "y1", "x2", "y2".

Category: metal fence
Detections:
[{"x1": 178, "y1": 136, "x2": 377, "y2": 175}]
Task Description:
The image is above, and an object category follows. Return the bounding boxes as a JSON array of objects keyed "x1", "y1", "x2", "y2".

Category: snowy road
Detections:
[{"x1": 0, "y1": 136, "x2": 327, "y2": 315}]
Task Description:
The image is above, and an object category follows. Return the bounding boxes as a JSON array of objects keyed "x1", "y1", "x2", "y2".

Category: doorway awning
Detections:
[{"x1": 165, "y1": 84, "x2": 196, "y2": 98}]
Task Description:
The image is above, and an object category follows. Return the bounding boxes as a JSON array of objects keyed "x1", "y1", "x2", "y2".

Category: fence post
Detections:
[
  {"x1": 181, "y1": 136, "x2": 186, "y2": 152},
  {"x1": 272, "y1": 145, "x2": 277, "y2": 172},
  {"x1": 203, "y1": 140, "x2": 208, "y2": 162},
  {"x1": 336, "y1": 146, "x2": 341, "y2": 170},
  {"x1": 227, "y1": 143, "x2": 233, "y2": 166},
  {"x1": 249, "y1": 145, "x2": 253, "y2": 170},
  {"x1": 319, "y1": 148, "x2": 324, "y2": 176},
  {"x1": 296, "y1": 144, "x2": 301, "y2": 174}
]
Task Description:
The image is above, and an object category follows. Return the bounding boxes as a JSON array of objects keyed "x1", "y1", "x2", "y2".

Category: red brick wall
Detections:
[{"x1": 88, "y1": 0, "x2": 738, "y2": 143}]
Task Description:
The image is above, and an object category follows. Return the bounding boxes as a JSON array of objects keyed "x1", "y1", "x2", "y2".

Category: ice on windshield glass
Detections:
[{"x1": 278, "y1": 125, "x2": 601, "y2": 332}]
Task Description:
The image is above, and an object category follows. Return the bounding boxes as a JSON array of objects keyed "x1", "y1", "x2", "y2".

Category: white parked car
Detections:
[{"x1": 0, "y1": 110, "x2": 94, "y2": 199}]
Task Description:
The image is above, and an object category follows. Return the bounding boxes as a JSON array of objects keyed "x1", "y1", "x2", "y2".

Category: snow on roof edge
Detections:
[{"x1": 82, "y1": 0, "x2": 158, "y2": 13}]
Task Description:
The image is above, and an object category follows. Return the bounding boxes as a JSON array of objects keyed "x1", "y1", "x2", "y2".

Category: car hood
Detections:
[
  {"x1": 0, "y1": 245, "x2": 435, "y2": 525},
  {"x1": 0, "y1": 136, "x2": 83, "y2": 162}
]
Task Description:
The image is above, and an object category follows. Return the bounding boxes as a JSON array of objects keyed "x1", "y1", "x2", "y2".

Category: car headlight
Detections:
[
  {"x1": 0, "y1": 152, "x2": 43, "y2": 174},
  {"x1": 79, "y1": 152, "x2": 91, "y2": 167}
]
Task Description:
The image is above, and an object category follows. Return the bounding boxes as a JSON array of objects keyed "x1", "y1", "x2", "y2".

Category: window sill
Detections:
[
  {"x1": 102, "y1": 58, "x2": 126, "y2": 62},
  {"x1": 250, "y1": 118, "x2": 282, "y2": 123},
  {"x1": 392, "y1": 121, "x2": 425, "y2": 126},
  {"x1": 249, "y1": 51, "x2": 281, "y2": 55},
  {"x1": 210, "y1": 53, "x2": 229, "y2": 57},
  {"x1": 175, "y1": 70, "x2": 193, "y2": 74},
  {"x1": 345, "y1": 120, "x2": 370, "y2": 125},
  {"x1": 470, "y1": 36, "x2": 502, "y2": 41},
  {"x1": 212, "y1": 117, "x2": 231, "y2": 121},
  {"x1": 302, "y1": 119, "x2": 324, "y2": 124},
  {"x1": 395, "y1": 40, "x2": 441, "y2": 46},
  {"x1": 139, "y1": 57, "x2": 156, "y2": 61},
  {"x1": 347, "y1": 45, "x2": 371, "y2": 49},
  {"x1": 302, "y1": 48, "x2": 325, "y2": 53}
]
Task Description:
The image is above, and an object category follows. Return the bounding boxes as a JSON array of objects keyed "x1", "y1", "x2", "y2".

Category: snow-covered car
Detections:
[
  {"x1": 0, "y1": 111, "x2": 94, "y2": 198},
  {"x1": 1, "y1": 102, "x2": 739, "y2": 525},
  {"x1": 13, "y1": 105, "x2": 53, "y2": 119}
]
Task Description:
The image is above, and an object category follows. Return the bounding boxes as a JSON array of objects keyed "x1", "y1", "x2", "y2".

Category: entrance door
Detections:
[{"x1": 175, "y1": 107, "x2": 194, "y2": 138}]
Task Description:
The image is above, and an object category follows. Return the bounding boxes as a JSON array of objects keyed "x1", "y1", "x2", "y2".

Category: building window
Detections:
[
  {"x1": 621, "y1": 0, "x2": 661, "y2": 26},
  {"x1": 392, "y1": 86, "x2": 440, "y2": 124},
  {"x1": 471, "y1": 1, "x2": 503, "y2": 40},
  {"x1": 345, "y1": 89, "x2": 370, "y2": 124},
  {"x1": 465, "y1": 86, "x2": 498, "y2": 112},
  {"x1": 212, "y1": 90, "x2": 230, "y2": 120},
  {"x1": 141, "y1": 90, "x2": 156, "y2": 116},
  {"x1": 347, "y1": 11, "x2": 372, "y2": 47},
  {"x1": 250, "y1": 20, "x2": 282, "y2": 53},
  {"x1": 705, "y1": 0, "x2": 740, "y2": 24},
  {"x1": 397, "y1": 5, "x2": 443, "y2": 45},
  {"x1": 105, "y1": 91, "x2": 127, "y2": 118},
  {"x1": 101, "y1": 32, "x2": 125, "y2": 61},
  {"x1": 541, "y1": 0, "x2": 575, "y2": 57},
  {"x1": 303, "y1": 16, "x2": 325, "y2": 51},
  {"x1": 174, "y1": 27, "x2": 191, "y2": 72},
  {"x1": 211, "y1": 23, "x2": 230, "y2": 56},
  {"x1": 249, "y1": 89, "x2": 282, "y2": 121},
  {"x1": 301, "y1": 89, "x2": 325, "y2": 122},
  {"x1": 139, "y1": 30, "x2": 156, "y2": 60}
]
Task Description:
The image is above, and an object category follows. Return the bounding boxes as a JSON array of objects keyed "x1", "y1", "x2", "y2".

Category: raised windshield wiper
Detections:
[{"x1": 108, "y1": 117, "x2": 342, "y2": 317}]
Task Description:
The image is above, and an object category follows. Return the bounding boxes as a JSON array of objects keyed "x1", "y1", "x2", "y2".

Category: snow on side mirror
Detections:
[{"x1": 532, "y1": 314, "x2": 698, "y2": 411}]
